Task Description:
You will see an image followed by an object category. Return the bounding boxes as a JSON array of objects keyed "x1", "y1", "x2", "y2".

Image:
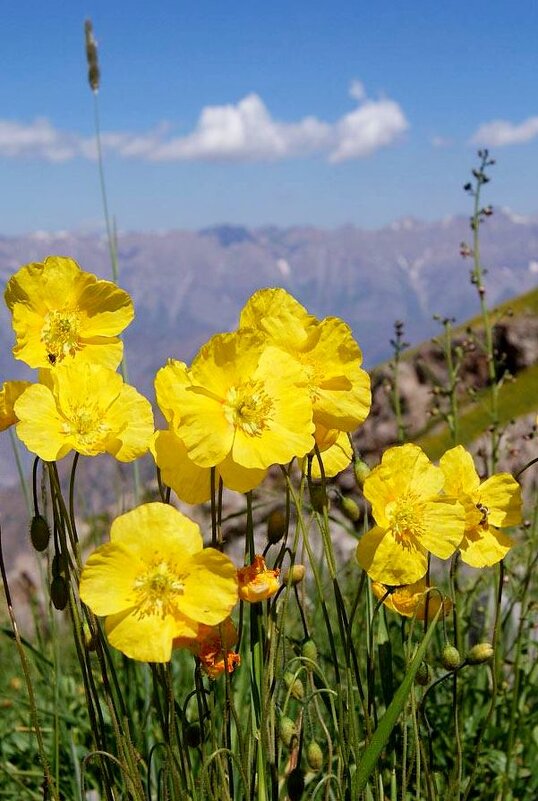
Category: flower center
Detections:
[
  {"x1": 225, "y1": 381, "x2": 274, "y2": 436},
  {"x1": 388, "y1": 494, "x2": 424, "y2": 545},
  {"x1": 133, "y1": 561, "x2": 186, "y2": 619},
  {"x1": 61, "y1": 404, "x2": 111, "y2": 450},
  {"x1": 476, "y1": 502, "x2": 489, "y2": 528},
  {"x1": 41, "y1": 309, "x2": 82, "y2": 363}
]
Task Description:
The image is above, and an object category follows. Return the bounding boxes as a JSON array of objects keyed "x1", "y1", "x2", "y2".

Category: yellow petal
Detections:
[
  {"x1": 238, "y1": 287, "x2": 316, "y2": 349},
  {"x1": 478, "y1": 474, "x2": 522, "y2": 527},
  {"x1": 217, "y1": 452, "x2": 267, "y2": 493},
  {"x1": 439, "y1": 446, "x2": 480, "y2": 495},
  {"x1": 420, "y1": 498, "x2": 465, "y2": 559},
  {"x1": 79, "y1": 542, "x2": 143, "y2": 615},
  {"x1": 103, "y1": 383, "x2": 154, "y2": 462},
  {"x1": 14, "y1": 384, "x2": 72, "y2": 461},
  {"x1": 154, "y1": 360, "x2": 190, "y2": 426},
  {"x1": 460, "y1": 526, "x2": 513, "y2": 568},
  {"x1": 356, "y1": 525, "x2": 428, "y2": 584},
  {"x1": 179, "y1": 549, "x2": 238, "y2": 625},
  {"x1": 309, "y1": 430, "x2": 352, "y2": 478},
  {"x1": 105, "y1": 607, "x2": 194, "y2": 663},
  {"x1": 0, "y1": 380, "x2": 32, "y2": 431},
  {"x1": 110, "y1": 502, "x2": 203, "y2": 557},
  {"x1": 152, "y1": 428, "x2": 212, "y2": 504}
]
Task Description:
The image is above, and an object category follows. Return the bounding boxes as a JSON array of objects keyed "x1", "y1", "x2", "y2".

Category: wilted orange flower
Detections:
[
  {"x1": 371, "y1": 578, "x2": 452, "y2": 621},
  {"x1": 237, "y1": 555, "x2": 280, "y2": 602},
  {"x1": 175, "y1": 617, "x2": 241, "y2": 679}
]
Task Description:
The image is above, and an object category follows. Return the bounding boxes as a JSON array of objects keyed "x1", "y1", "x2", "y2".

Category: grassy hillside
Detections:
[{"x1": 409, "y1": 286, "x2": 538, "y2": 458}]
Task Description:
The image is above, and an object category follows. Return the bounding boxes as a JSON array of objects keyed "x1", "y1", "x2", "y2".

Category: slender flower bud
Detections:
[
  {"x1": 184, "y1": 723, "x2": 202, "y2": 748},
  {"x1": 284, "y1": 671, "x2": 305, "y2": 700},
  {"x1": 415, "y1": 662, "x2": 431, "y2": 686},
  {"x1": 306, "y1": 741, "x2": 324, "y2": 772},
  {"x1": 467, "y1": 642, "x2": 494, "y2": 665},
  {"x1": 50, "y1": 575, "x2": 69, "y2": 610},
  {"x1": 309, "y1": 483, "x2": 328, "y2": 513},
  {"x1": 279, "y1": 716, "x2": 297, "y2": 748},
  {"x1": 354, "y1": 458, "x2": 371, "y2": 487},
  {"x1": 284, "y1": 564, "x2": 305, "y2": 586},
  {"x1": 30, "y1": 514, "x2": 50, "y2": 552},
  {"x1": 301, "y1": 638, "x2": 318, "y2": 663},
  {"x1": 266, "y1": 507, "x2": 287, "y2": 544},
  {"x1": 441, "y1": 644, "x2": 462, "y2": 671},
  {"x1": 338, "y1": 494, "x2": 361, "y2": 523},
  {"x1": 84, "y1": 20, "x2": 100, "y2": 92}
]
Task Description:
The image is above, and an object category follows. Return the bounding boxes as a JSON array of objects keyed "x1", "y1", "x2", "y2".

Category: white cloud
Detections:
[
  {"x1": 471, "y1": 116, "x2": 538, "y2": 147},
  {"x1": 329, "y1": 99, "x2": 408, "y2": 163},
  {"x1": 431, "y1": 135, "x2": 453, "y2": 148},
  {"x1": 0, "y1": 84, "x2": 408, "y2": 165}
]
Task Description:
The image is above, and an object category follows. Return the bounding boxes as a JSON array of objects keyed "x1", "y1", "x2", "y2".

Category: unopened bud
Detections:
[
  {"x1": 415, "y1": 662, "x2": 431, "y2": 686},
  {"x1": 309, "y1": 483, "x2": 327, "y2": 513},
  {"x1": 83, "y1": 622, "x2": 98, "y2": 651},
  {"x1": 50, "y1": 575, "x2": 69, "y2": 610},
  {"x1": 301, "y1": 638, "x2": 318, "y2": 663},
  {"x1": 84, "y1": 20, "x2": 100, "y2": 91},
  {"x1": 284, "y1": 671, "x2": 305, "y2": 701},
  {"x1": 284, "y1": 564, "x2": 305, "y2": 586},
  {"x1": 266, "y1": 508, "x2": 287, "y2": 544},
  {"x1": 354, "y1": 459, "x2": 371, "y2": 487},
  {"x1": 279, "y1": 716, "x2": 297, "y2": 748},
  {"x1": 184, "y1": 723, "x2": 202, "y2": 748},
  {"x1": 306, "y1": 741, "x2": 323, "y2": 772},
  {"x1": 467, "y1": 642, "x2": 494, "y2": 665},
  {"x1": 287, "y1": 768, "x2": 305, "y2": 801},
  {"x1": 30, "y1": 514, "x2": 50, "y2": 551},
  {"x1": 441, "y1": 644, "x2": 462, "y2": 671},
  {"x1": 338, "y1": 495, "x2": 361, "y2": 523}
]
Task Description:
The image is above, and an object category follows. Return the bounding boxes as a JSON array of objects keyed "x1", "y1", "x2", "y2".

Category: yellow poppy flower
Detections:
[
  {"x1": 4, "y1": 256, "x2": 134, "y2": 369},
  {"x1": 371, "y1": 578, "x2": 452, "y2": 621},
  {"x1": 356, "y1": 444, "x2": 465, "y2": 585},
  {"x1": 14, "y1": 363, "x2": 154, "y2": 461},
  {"x1": 239, "y1": 288, "x2": 371, "y2": 432},
  {"x1": 0, "y1": 381, "x2": 32, "y2": 431},
  {"x1": 176, "y1": 329, "x2": 314, "y2": 471},
  {"x1": 439, "y1": 445, "x2": 522, "y2": 567},
  {"x1": 153, "y1": 360, "x2": 267, "y2": 501},
  {"x1": 237, "y1": 555, "x2": 280, "y2": 602},
  {"x1": 79, "y1": 503, "x2": 239, "y2": 663}
]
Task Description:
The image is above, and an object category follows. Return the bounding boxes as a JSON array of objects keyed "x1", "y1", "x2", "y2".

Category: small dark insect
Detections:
[
  {"x1": 476, "y1": 502, "x2": 489, "y2": 527},
  {"x1": 47, "y1": 353, "x2": 57, "y2": 365}
]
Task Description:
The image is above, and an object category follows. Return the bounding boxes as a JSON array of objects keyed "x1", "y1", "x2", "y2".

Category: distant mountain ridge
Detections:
[{"x1": 0, "y1": 211, "x2": 537, "y2": 489}]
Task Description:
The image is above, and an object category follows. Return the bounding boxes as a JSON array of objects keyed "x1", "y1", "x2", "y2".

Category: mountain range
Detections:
[{"x1": 0, "y1": 209, "x2": 537, "y2": 493}]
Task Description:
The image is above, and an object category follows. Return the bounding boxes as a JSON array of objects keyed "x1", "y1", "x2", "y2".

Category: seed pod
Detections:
[
  {"x1": 287, "y1": 768, "x2": 305, "y2": 801},
  {"x1": 284, "y1": 565, "x2": 305, "y2": 586},
  {"x1": 184, "y1": 723, "x2": 202, "y2": 748},
  {"x1": 279, "y1": 716, "x2": 297, "y2": 748},
  {"x1": 284, "y1": 671, "x2": 305, "y2": 701},
  {"x1": 30, "y1": 514, "x2": 50, "y2": 551},
  {"x1": 306, "y1": 741, "x2": 323, "y2": 772},
  {"x1": 267, "y1": 508, "x2": 287, "y2": 544},
  {"x1": 50, "y1": 575, "x2": 69, "y2": 610},
  {"x1": 467, "y1": 642, "x2": 494, "y2": 665},
  {"x1": 338, "y1": 495, "x2": 361, "y2": 523},
  {"x1": 353, "y1": 459, "x2": 371, "y2": 487},
  {"x1": 84, "y1": 20, "x2": 100, "y2": 91},
  {"x1": 415, "y1": 662, "x2": 430, "y2": 686},
  {"x1": 441, "y1": 644, "x2": 462, "y2": 671},
  {"x1": 301, "y1": 639, "x2": 318, "y2": 663}
]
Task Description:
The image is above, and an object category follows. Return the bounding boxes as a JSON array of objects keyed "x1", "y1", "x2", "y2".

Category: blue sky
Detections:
[{"x1": 2, "y1": 1, "x2": 538, "y2": 234}]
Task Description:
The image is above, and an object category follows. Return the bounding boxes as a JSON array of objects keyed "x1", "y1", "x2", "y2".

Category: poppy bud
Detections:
[
  {"x1": 267, "y1": 508, "x2": 287, "y2": 544},
  {"x1": 415, "y1": 662, "x2": 431, "y2": 686},
  {"x1": 50, "y1": 575, "x2": 69, "y2": 610},
  {"x1": 338, "y1": 495, "x2": 361, "y2": 523},
  {"x1": 354, "y1": 459, "x2": 371, "y2": 487},
  {"x1": 301, "y1": 639, "x2": 318, "y2": 663},
  {"x1": 284, "y1": 671, "x2": 305, "y2": 701},
  {"x1": 279, "y1": 716, "x2": 297, "y2": 748},
  {"x1": 467, "y1": 642, "x2": 494, "y2": 665},
  {"x1": 441, "y1": 644, "x2": 462, "y2": 671},
  {"x1": 306, "y1": 741, "x2": 323, "y2": 772},
  {"x1": 30, "y1": 514, "x2": 50, "y2": 551},
  {"x1": 284, "y1": 565, "x2": 305, "y2": 586}
]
